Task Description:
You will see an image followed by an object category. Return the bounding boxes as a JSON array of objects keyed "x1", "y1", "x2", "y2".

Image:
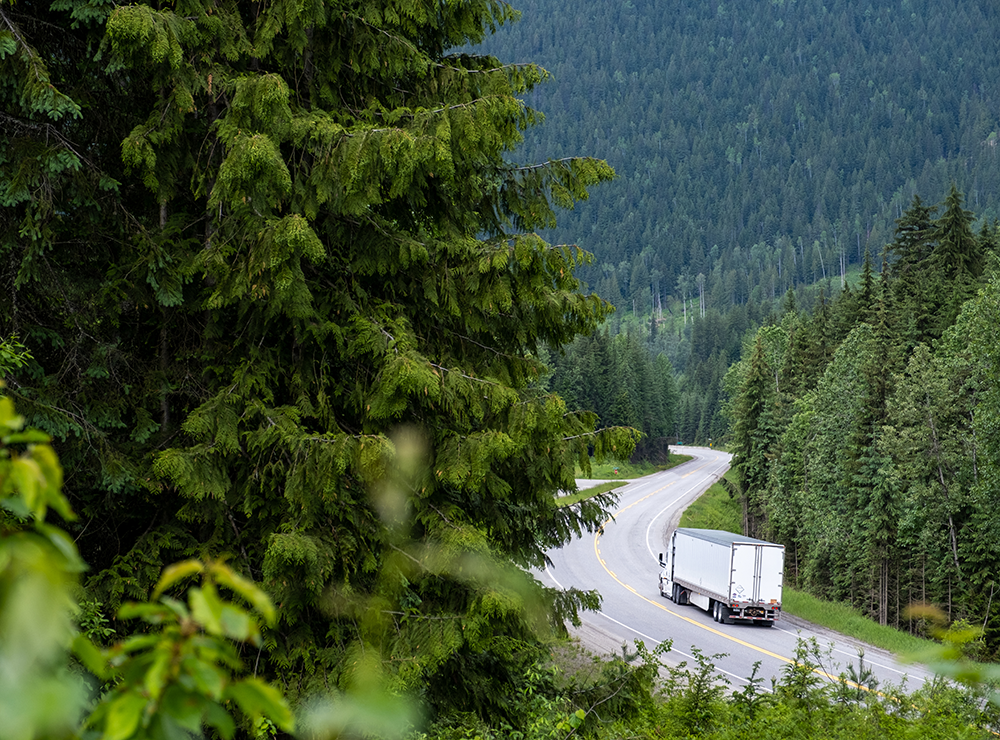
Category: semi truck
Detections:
[{"x1": 658, "y1": 528, "x2": 784, "y2": 626}]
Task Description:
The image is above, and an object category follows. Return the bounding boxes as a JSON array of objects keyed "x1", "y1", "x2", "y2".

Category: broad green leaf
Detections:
[
  {"x1": 181, "y1": 654, "x2": 226, "y2": 699},
  {"x1": 119, "y1": 602, "x2": 172, "y2": 624},
  {"x1": 5, "y1": 429, "x2": 52, "y2": 444},
  {"x1": 223, "y1": 678, "x2": 294, "y2": 731},
  {"x1": 160, "y1": 595, "x2": 191, "y2": 621},
  {"x1": 72, "y1": 634, "x2": 109, "y2": 680},
  {"x1": 143, "y1": 647, "x2": 173, "y2": 700},
  {"x1": 116, "y1": 633, "x2": 161, "y2": 654},
  {"x1": 37, "y1": 524, "x2": 86, "y2": 572},
  {"x1": 102, "y1": 690, "x2": 148, "y2": 740},
  {"x1": 211, "y1": 562, "x2": 276, "y2": 626},
  {"x1": 218, "y1": 603, "x2": 256, "y2": 643},
  {"x1": 189, "y1": 586, "x2": 224, "y2": 634},
  {"x1": 160, "y1": 684, "x2": 207, "y2": 733},
  {"x1": 153, "y1": 560, "x2": 205, "y2": 599},
  {"x1": 203, "y1": 702, "x2": 237, "y2": 740}
]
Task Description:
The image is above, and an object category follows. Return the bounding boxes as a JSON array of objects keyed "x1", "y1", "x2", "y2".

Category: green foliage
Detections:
[
  {"x1": 716, "y1": 187, "x2": 1000, "y2": 651},
  {"x1": 86, "y1": 560, "x2": 294, "y2": 740},
  {"x1": 549, "y1": 328, "x2": 678, "y2": 461},
  {"x1": 661, "y1": 647, "x2": 730, "y2": 735},
  {"x1": 2, "y1": 0, "x2": 640, "y2": 720},
  {"x1": 1, "y1": 389, "x2": 297, "y2": 740},
  {"x1": 0, "y1": 385, "x2": 86, "y2": 740}
]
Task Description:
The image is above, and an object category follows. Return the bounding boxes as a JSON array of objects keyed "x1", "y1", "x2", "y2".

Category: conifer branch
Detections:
[
  {"x1": 344, "y1": 95, "x2": 517, "y2": 129},
  {"x1": 428, "y1": 363, "x2": 503, "y2": 387},
  {"x1": 427, "y1": 503, "x2": 457, "y2": 527},
  {"x1": 507, "y1": 157, "x2": 594, "y2": 173},
  {"x1": 345, "y1": 12, "x2": 537, "y2": 79},
  {"x1": 0, "y1": 8, "x2": 32, "y2": 65},
  {"x1": 380, "y1": 611, "x2": 462, "y2": 620},
  {"x1": 441, "y1": 59, "x2": 540, "y2": 75},
  {"x1": 0, "y1": 111, "x2": 95, "y2": 172},
  {"x1": 560, "y1": 431, "x2": 606, "y2": 441},
  {"x1": 432, "y1": 326, "x2": 511, "y2": 360}
]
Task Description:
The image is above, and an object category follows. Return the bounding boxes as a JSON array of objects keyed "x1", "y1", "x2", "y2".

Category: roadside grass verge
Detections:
[
  {"x1": 782, "y1": 588, "x2": 934, "y2": 656},
  {"x1": 678, "y1": 470, "x2": 740, "y2": 531},
  {"x1": 680, "y1": 475, "x2": 937, "y2": 656},
  {"x1": 575, "y1": 454, "x2": 694, "y2": 481},
  {"x1": 558, "y1": 454, "x2": 695, "y2": 507},
  {"x1": 576, "y1": 459, "x2": 656, "y2": 479},
  {"x1": 555, "y1": 481, "x2": 621, "y2": 508}
]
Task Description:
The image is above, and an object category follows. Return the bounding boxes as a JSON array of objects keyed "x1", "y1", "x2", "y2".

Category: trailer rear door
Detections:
[{"x1": 730, "y1": 543, "x2": 784, "y2": 604}]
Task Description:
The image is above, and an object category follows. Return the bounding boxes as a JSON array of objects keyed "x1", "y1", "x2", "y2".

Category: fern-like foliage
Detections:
[{"x1": 2, "y1": 0, "x2": 638, "y2": 722}]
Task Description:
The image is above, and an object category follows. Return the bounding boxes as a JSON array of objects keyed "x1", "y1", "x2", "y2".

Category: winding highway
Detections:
[{"x1": 542, "y1": 446, "x2": 934, "y2": 692}]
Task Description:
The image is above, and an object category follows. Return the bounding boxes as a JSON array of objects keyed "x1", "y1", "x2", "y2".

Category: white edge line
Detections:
[{"x1": 546, "y1": 563, "x2": 759, "y2": 688}]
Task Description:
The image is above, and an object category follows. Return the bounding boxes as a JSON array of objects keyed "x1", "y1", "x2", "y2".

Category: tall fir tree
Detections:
[
  {"x1": 1, "y1": 0, "x2": 639, "y2": 715},
  {"x1": 730, "y1": 335, "x2": 778, "y2": 539},
  {"x1": 885, "y1": 195, "x2": 938, "y2": 348},
  {"x1": 929, "y1": 185, "x2": 984, "y2": 334}
]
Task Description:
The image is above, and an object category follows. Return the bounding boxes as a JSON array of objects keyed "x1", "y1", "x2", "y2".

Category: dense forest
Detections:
[
  {"x1": 725, "y1": 188, "x2": 1000, "y2": 654},
  {"x1": 483, "y1": 0, "x2": 1000, "y2": 444},
  {"x1": 484, "y1": 0, "x2": 1000, "y2": 300},
  {"x1": 5, "y1": 0, "x2": 1000, "y2": 737}
]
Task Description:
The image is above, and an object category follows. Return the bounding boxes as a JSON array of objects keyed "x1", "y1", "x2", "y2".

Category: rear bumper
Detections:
[{"x1": 730, "y1": 605, "x2": 781, "y2": 622}]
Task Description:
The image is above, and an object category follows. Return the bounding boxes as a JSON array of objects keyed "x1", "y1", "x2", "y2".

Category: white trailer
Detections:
[{"x1": 658, "y1": 528, "x2": 784, "y2": 625}]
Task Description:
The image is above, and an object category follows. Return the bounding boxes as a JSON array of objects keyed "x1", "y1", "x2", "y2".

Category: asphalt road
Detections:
[{"x1": 542, "y1": 446, "x2": 934, "y2": 693}]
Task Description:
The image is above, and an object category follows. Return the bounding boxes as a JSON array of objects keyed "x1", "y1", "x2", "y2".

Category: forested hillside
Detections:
[
  {"x1": 8, "y1": 0, "x2": 1000, "y2": 736},
  {"x1": 482, "y1": 0, "x2": 1000, "y2": 445},
  {"x1": 484, "y1": 0, "x2": 1000, "y2": 303},
  {"x1": 726, "y1": 189, "x2": 1000, "y2": 653}
]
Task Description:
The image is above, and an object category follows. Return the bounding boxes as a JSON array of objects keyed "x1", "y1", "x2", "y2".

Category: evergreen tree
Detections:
[
  {"x1": 781, "y1": 286, "x2": 798, "y2": 317},
  {"x1": 932, "y1": 185, "x2": 984, "y2": 283},
  {"x1": 884, "y1": 342, "x2": 976, "y2": 622},
  {"x1": 654, "y1": 353, "x2": 678, "y2": 440},
  {"x1": 885, "y1": 196, "x2": 938, "y2": 348},
  {"x1": 856, "y1": 247, "x2": 877, "y2": 321},
  {"x1": 577, "y1": 329, "x2": 614, "y2": 425},
  {"x1": 929, "y1": 185, "x2": 984, "y2": 333},
  {"x1": 730, "y1": 335, "x2": 779, "y2": 538},
  {"x1": 1, "y1": 0, "x2": 638, "y2": 714}
]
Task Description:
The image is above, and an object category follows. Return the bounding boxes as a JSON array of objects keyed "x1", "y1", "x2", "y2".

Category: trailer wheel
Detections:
[
  {"x1": 719, "y1": 607, "x2": 731, "y2": 625},
  {"x1": 711, "y1": 601, "x2": 719, "y2": 622}
]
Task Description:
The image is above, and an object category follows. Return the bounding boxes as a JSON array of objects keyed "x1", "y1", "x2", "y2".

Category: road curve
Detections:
[{"x1": 542, "y1": 446, "x2": 933, "y2": 692}]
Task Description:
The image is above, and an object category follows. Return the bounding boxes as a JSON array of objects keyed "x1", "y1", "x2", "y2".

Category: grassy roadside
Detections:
[
  {"x1": 679, "y1": 476, "x2": 937, "y2": 656},
  {"x1": 576, "y1": 453, "x2": 695, "y2": 481},
  {"x1": 677, "y1": 470, "x2": 740, "y2": 531},
  {"x1": 556, "y1": 454, "x2": 695, "y2": 508}
]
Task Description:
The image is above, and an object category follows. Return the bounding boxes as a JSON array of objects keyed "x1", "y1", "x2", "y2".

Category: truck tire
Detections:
[{"x1": 711, "y1": 601, "x2": 720, "y2": 622}]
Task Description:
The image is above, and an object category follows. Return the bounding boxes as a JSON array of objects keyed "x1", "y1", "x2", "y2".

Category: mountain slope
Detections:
[{"x1": 483, "y1": 0, "x2": 1000, "y2": 304}]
